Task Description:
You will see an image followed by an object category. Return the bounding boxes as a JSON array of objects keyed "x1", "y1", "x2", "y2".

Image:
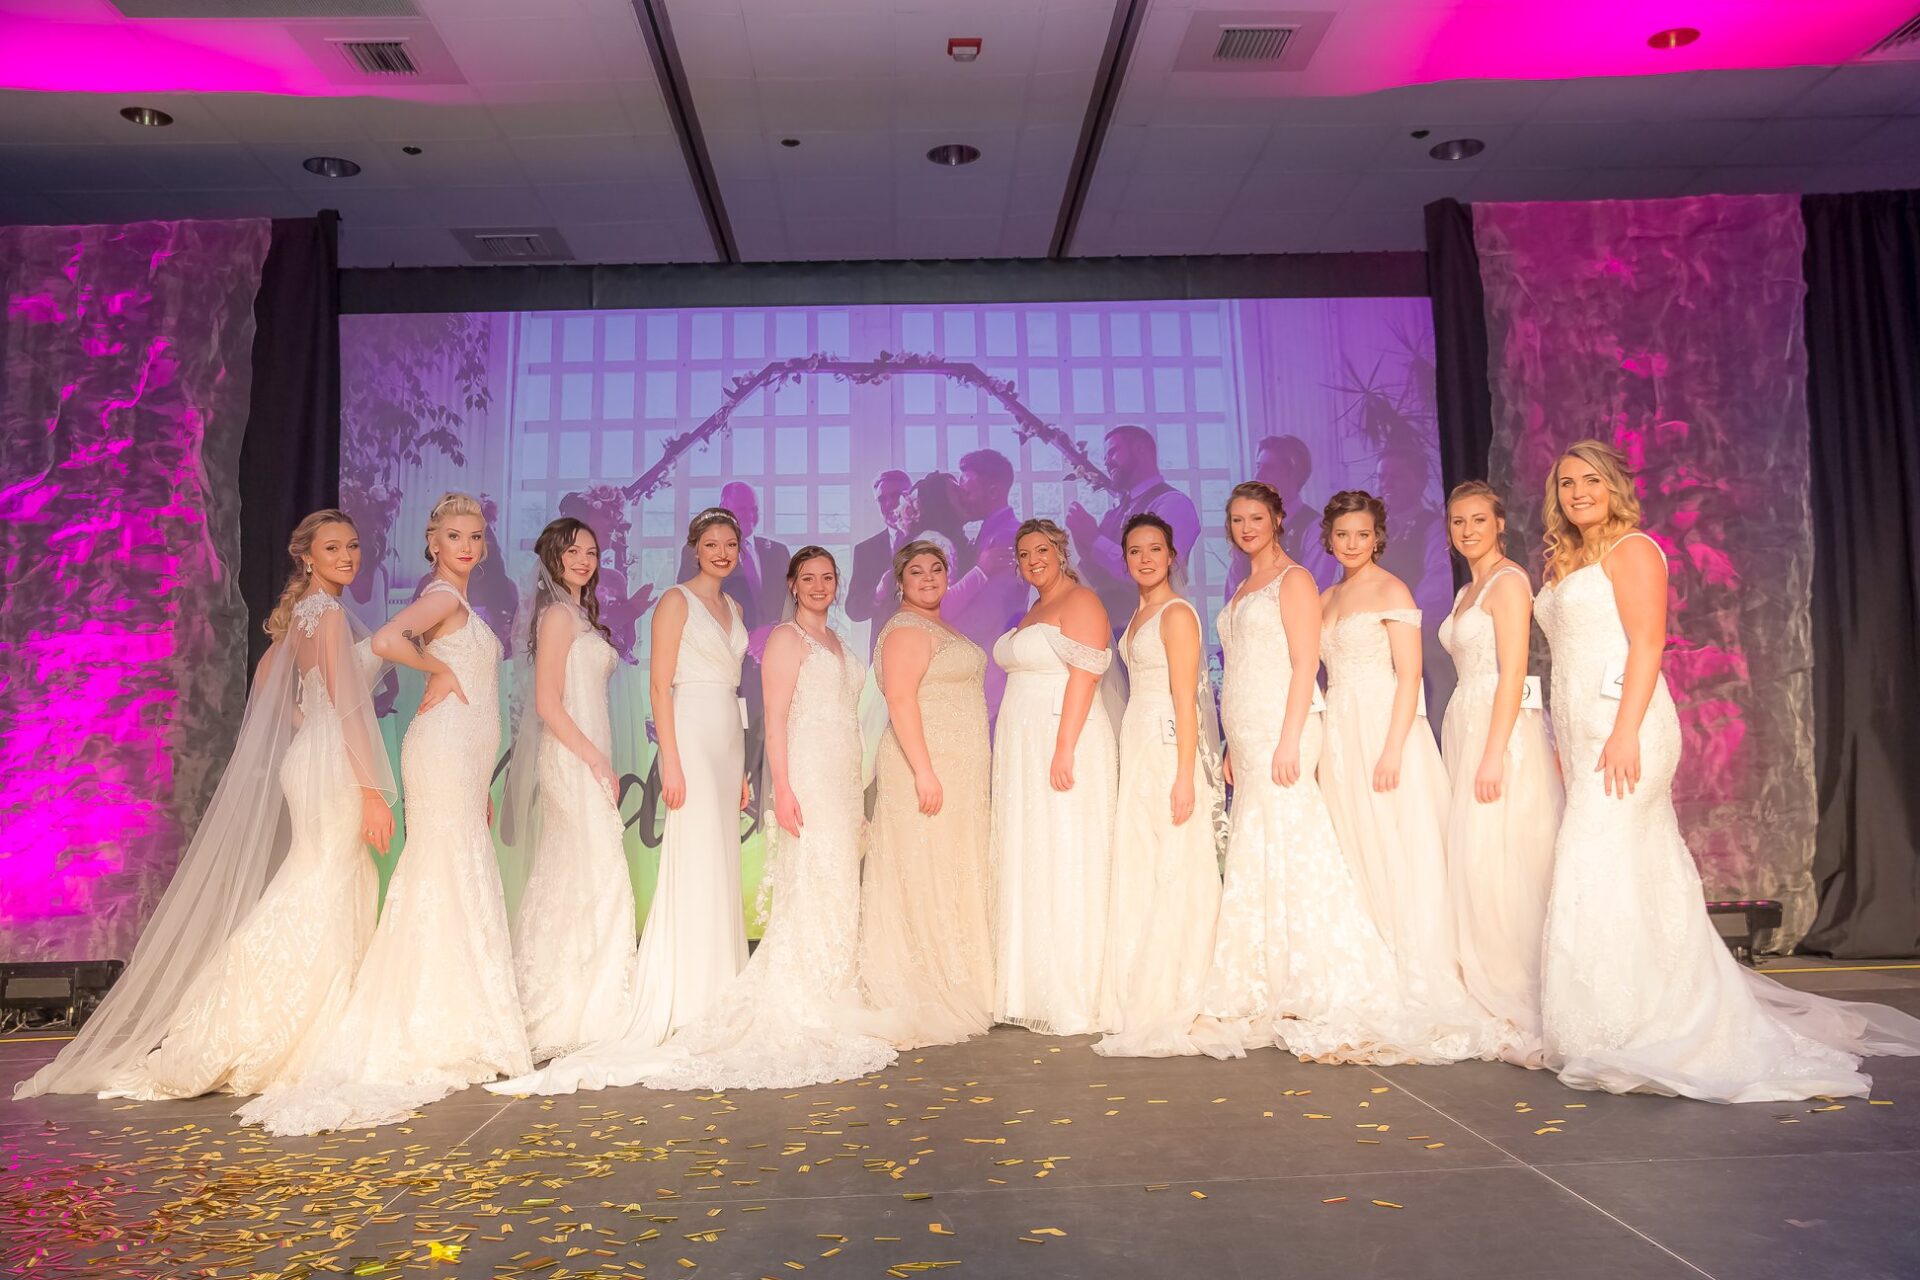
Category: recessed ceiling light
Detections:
[
  {"x1": 1428, "y1": 137, "x2": 1485, "y2": 161},
  {"x1": 1648, "y1": 26, "x2": 1700, "y2": 49},
  {"x1": 926, "y1": 143, "x2": 981, "y2": 167},
  {"x1": 303, "y1": 155, "x2": 362, "y2": 178},
  {"x1": 1409, "y1": 128, "x2": 1431, "y2": 139},
  {"x1": 119, "y1": 106, "x2": 173, "y2": 128},
  {"x1": 780, "y1": 137, "x2": 801, "y2": 148}
]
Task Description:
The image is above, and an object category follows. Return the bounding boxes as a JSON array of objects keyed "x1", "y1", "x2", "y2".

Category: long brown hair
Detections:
[
  {"x1": 265, "y1": 509, "x2": 356, "y2": 642},
  {"x1": 1542, "y1": 439, "x2": 1641, "y2": 584},
  {"x1": 528, "y1": 517, "x2": 611, "y2": 658}
]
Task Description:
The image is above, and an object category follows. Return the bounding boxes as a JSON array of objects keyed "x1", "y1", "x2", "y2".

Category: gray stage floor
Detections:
[{"x1": 3, "y1": 960, "x2": 1917, "y2": 1280}]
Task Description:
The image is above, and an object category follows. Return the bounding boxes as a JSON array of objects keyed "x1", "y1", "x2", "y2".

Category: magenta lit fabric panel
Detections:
[
  {"x1": 0, "y1": 218, "x2": 270, "y2": 963},
  {"x1": 1474, "y1": 194, "x2": 1818, "y2": 942}
]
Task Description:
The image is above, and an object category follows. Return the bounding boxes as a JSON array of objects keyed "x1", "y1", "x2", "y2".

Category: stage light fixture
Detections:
[
  {"x1": 1648, "y1": 26, "x2": 1700, "y2": 49},
  {"x1": 1428, "y1": 137, "x2": 1485, "y2": 161},
  {"x1": 303, "y1": 155, "x2": 362, "y2": 178},
  {"x1": 927, "y1": 143, "x2": 982, "y2": 167},
  {"x1": 1708, "y1": 899, "x2": 1783, "y2": 966},
  {"x1": 0, "y1": 960, "x2": 124, "y2": 1029},
  {"x1": 120, "y1": 106, "x2": 173, "y2": 128}
]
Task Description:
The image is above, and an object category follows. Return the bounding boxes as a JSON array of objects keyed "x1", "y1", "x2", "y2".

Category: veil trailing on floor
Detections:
[{"x1": 15, "y1": 592, "x2": 394, "y2": 1099}]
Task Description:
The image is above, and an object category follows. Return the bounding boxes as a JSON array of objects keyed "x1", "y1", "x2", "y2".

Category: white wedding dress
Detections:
[
  {"x1": 1094, "y1": 600, "x2": 1224, "y2": 1058},
  {"x1": 1438, "y1": 567, "x2": 1563, "y2": 1063},
  {"x1": 489, "y1": 583, "x2": 749, "y2": 1096},
  {"x1": 1537, "y1": 532, "x2": 1920, "y2": 1101},
  {"x1": 511, "y1": 610, "x2": 636, "y2": 1062},
  {"x1": 990, "y1": 622, "x2": 1119, "y2": 1036},
  {"x1": 238, "y1": 582, "x2": 531, "y2": 1135},
  {"x1": 17, "y1": 592, "x2": 389, "y2": 1102},
  {"x1": 1196, "y1": 566, "x2": 1464, "y2": 1064},
  {"x1": 1320, "y1": 607, "x2": 1495, "y2": 1057}
]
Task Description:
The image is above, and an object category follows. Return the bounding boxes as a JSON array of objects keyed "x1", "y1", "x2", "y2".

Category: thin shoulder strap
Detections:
[
  {"x1": 1275, "y1": 563, "x2": 1314, "y2": 590},
  {"x1": 1603, "y1": 530, "x2": 1662, "y2": 561},
  {"x1": 422, "y1": 578, "x2": 464, "y2": 600},
  {"x1": 1481, "y1": 563, "x2": 1532, "y2": 602}
]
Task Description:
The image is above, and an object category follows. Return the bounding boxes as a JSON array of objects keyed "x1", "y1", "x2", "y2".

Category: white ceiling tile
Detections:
[
  {"x1": 998, "y1": 213, "x2": 1058, "y2": 257},
  {"x1": 1662, "y1": 66, "x2": 1835, "y2": 121},
  {"x1": 478, "y1": 86, "x2": 645, "y2": 139},
  {"x1": 1534, "y1": 73, "x2": 1689, "y2": 123},
  {"x1": 389, "y1": 137, "x2": 530, "y2": 186},
  {"x1": 340, "y1": 227, "x2": 470, "y2": 269},
  {"x1": 757, "y1": 78, "x2": 895, "y2": 133},
  {"x1": 1034, "y1": 4, "x2": 1114, "y2": 75},
  {"x1": 348, "y1": 95, "x2": 500, "y2": 143},
  {"x1": 1340, "y1": 166, "x2": 1476, "y2": 208},
  {"x1": 685, "y1": 79, "x2": 770, "y2": 133},
  {"x1": 1208, "y1": 209, "x2": 1330, "y2": 256},
  {"x1": 541, "y1": 180, "x2": 693, "y2": 223},
  {"x1": 560, "y1": 220, "x2": 691, "y2": 263},
  {"x1": 1132, "y1": 124, "x2": 1271, "y2": 174},
  {"x1": 509, "y1": 132, "x2": 687, "y2": 184},
  {"x1": 730, "y1": 217, "x2": 795, "y2": 263},
  {"x1": 422, "y1": 184, "x2": 555, "y2": 227},
  {"x1": 0, "y1": 142, "x2": 275, "y2": 190},
  {"x1": 779, "y1": 217, "x2": 896, "y2": 260},
  {"x1": 1682, "y1": 166, "x2": 1833, "y2": 197},
  {"x1": 896, "y1": 216, "x2": 1011, "y2": 260},
  {"x1": 1840, "y1": 116, "x2": 1920, "y2": 165},
  {"x1": 0, "y1": 191, "x2": 77, "y2": 225},
  {"x1": 1412, "y1": 79, "x2": 1558, "y2": 124},
  {"x1": 1575, "y1": 167, "x2": 1703, "y2": 200},
  {"x1": 1599, "y1": 119, "x2": 1760, "y2": 169},
  {"x1": 434, "y1": 17, "x2": 634, "y2": 85},
  {"x1": 892, "y1": 75, "x2": 1035, "y2": 131},
  {"x1": 1464, "y1": 169, "x2": 1588, "y2": 203},
  {"x1": 704, "y1": 131, "x2": 778, "y2": 182},
  {"x1": 323, "y1": 186, "x2": 440, "y2": 228},
  {"x1": 897, "y1": 171, "x2": 1014, "y2": 219},
  {"x1": 1787, "y1": 65, "x2": 1920, "y2": 119},
  {"x1": 201, "y1": 95, "x2": 369, "y2": 144},
  {"x1": 0, "y1": 92, "x2": 118, "y2": 145},
  {"x1": 776, "y1": 178, "x2": 897, "y2": 221},
  {"x1": 1119, "y1": 163, "x2": 1244, "y2": 212},
  {"x1": 1316, "y1": 208, "x2": 1424, "y2": 253},
  {"x1": 1724, "y1": 115, "x2": 1890, "y2": 165},
  {"x1": 247, "y1": 139, "x2": 413, "y2": 189},
  {"x1": 754, "y1": 130, "x2": 896, "y2": 181},
  {"x1": 43, "y1": 188, "x2": 306, "y2": 225},
  {"x1": 1253, "y1": 123, "x2": 1394, "y2": 170},
  {"x1": 742, "y1": 14, "x2": 894, "y2": 80},
  {"x1": 1012, "y1": 122, "x2": 1079, "y2": 178},
  {"x1": 1487, "y1": 121, "x2": 1626, "y2": 170},
  {"x1": 669, "y1": 8, "x2": 759, "y2": 79}
]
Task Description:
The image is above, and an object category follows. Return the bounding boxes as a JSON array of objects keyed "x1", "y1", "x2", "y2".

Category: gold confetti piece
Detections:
[
  {"x1": 1303, "y1": 1113, "x2": 1331, "y2": 1120},
  {"x1": 1425, "y1": 1143, "x2": 1446, "y2": 1150},
  {"x1": 1370, "y1": 1087, "x2": 1389, "y2": 1094},
  {"x1": 1871, "y1": 1100, "x2": 1894, "y2": 1106},
  {"x1": 817, "y1": 1235, "x2": 847, "y2": 1242},
  {"x1": 821, "y1": 1248, "x2": 842, "y2": 1258},
  {"x1": 1020, "y1": 1236, "x2": 1046, "y2": 1245},
  {"x1": 1563, "y1": 1103, "x2": 1587, "y2": 1109},
  {"x1": 1372, "y1": 1200, "x2": 1404, "y2": 1210},
  {"x1": 903, "y1": 1192, "x2": 933, "y2": 1201},
  {"x1": 929, "y1": 1224, "x2": 954, "y2": 1235},
  {"x1": 1029, "y1": 1228, "x2": 1067, "y2": 1237},
  {"x1": 1357, "y1": 1139, "x2": 1380, "y2": 1145},
  {"x1": 1533, "y1": 1128, "x2": 1559, "y2": 1135},
  {"x1": 426, "y1": 1241, "x2": 464, "y2": 1262},
  {"x1": 1811, "y1": 1105, "x2": 1846, "y2": 1113},
  {"x1": 1323, "y1": 1197, "x2": 1349, "y2": 1204},
  {"x1": 1145, "y1": 1184, "x2": 1170, "y2": 1191},
  {"x1": 1189, "y1": 1191, "x2": 1207, "y2": 1200}
]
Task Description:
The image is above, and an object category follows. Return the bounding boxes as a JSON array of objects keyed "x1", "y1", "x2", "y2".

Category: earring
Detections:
[{"x1": 303, "y1": 562, "x2": 312, "y2": 575}]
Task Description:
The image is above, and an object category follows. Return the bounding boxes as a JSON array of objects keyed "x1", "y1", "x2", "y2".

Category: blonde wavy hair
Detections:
[
  {"x1": 424, "y1": 491, "x2": 486, "y2": 566},
  {"x1": 1542, "y1": 439, "x2": 1641, "y2": 584},
  {"x1": 264, "y1": 508, "x2": 357, "y2": 642},
  {"x1": 1014, "y1": 518, "x2": 1078, "y2": 582}
]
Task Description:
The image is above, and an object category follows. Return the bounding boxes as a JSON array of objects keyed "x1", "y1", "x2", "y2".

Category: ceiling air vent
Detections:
[
  {"x1": 1173, "y1": 10, "x2": 1334, "y2": 72},
  {"x1": 1213, "y1": 25, "x2": 1296, "y2": 62},
  {"x1": 335, "y1": 39, "x2": 418, "y2": 76},
  {"x1": 452, "y1": 228, "x2": 576, "y2": 264},
  {"x1": 1862, "y1": 10, "x2": 1920, "y2": 59}
]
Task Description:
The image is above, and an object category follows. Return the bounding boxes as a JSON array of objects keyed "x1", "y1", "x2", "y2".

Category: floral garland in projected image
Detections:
[{"x1": 622, "y1": 351, "x2": 1120, "y2": 502}]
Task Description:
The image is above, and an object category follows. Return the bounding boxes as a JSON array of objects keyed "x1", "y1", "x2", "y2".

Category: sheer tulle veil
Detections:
[{"x1": 14, "y1": 591, "x2": 395, "y2": 1099}]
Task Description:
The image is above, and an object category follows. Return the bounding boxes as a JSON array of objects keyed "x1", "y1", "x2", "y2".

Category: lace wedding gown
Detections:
[
  {"x1": 990, "y1": 623, "x2": 1119, "y2": 1035},
  {"x1": 1537, "y1": 533, "x2": 1920, "y2": 1101},
  {"x1": 858, "y1": 612, "x2": 995, "y2": 1048},
  {"x1": 17, "y1": 593, "x2": 386, "y2": 1102},
  {"x1": 489, "y1": 584, "x2": 749, "y2": 1096},
  {"x1": 239, "y1": 582, "x2": 531, "y2": 1135},
  {"x1": 1094, "y1": 600, "x2": 1224, "y2": 1058},
  {"x1": 512, "y1": 614, "x2": 635, "y2": 1062},
  {"x1": 1438, "y1": 568, "x2": 1563, "y2": 1063},
  {"x1": 1320, "y1": 608, "x2": 1494, "y2": 1057},
  {"x1": 1196, "y1": 566, "x2": 1462, "y2": 1064}
]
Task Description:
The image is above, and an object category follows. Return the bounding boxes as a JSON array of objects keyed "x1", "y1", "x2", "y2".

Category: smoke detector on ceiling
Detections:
[
  {"x1": 1172, "y1": 10, "x2": 1333, "y2": 72},
  {"x1": 452, "y1": 227, "x2": 576, "y2": 264},
  {"x1": 947, "y1": 37, "x2": 982, "y2": 63}
]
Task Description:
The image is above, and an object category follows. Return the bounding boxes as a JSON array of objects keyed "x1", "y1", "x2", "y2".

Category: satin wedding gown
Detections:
[
  {"x1": 990, "y1": 622, "x2": 1119, "y2": 1036},
  {"x1": 511, "y1": 611, "x2": 636, "y2": 1062},
  {"x1": 858, "y1": 612, "x2": 995, "y2": 1048},
  {"x1": 490, "y1": 583, "x2": 749, "y2": 1096},
  {"x1": 1094, "y1": 599, "x2": 1224, "y2": 1058},
  {"x1": 1196, "y1": 566, "x2": 1460, "y2": 1064},
  {"x1": 240, "y1": 582, "x2": 531, "y2": 1135},
  {"x1": 17, "y1": 592, "x2": 387, "y2": 1102},
  {"x1": 1320, "y1": 607, "x2": 1493, "y2": 1056},
  {"x1": 1438, "y1": 567, "x2": 1563, "y2": 1062},
  {"x1": 1537, "y1": 532, "x2": 1920, "y2": 1101}
]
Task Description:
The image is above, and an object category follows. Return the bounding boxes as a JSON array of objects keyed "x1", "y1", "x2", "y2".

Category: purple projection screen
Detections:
[{"x1": 340, "y1": 298, "x2": 1445, "y2": 923}]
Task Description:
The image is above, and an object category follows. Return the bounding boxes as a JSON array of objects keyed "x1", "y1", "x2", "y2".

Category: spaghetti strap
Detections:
[
  {"x1": 421, "y1": 579, "x2": 465, "y2": 602},
  {"x1": 1480, "y1": 563, "x2": 1533, "y2": 606},
  {"x1": 1275, "y1": 562, "x2": 1315, "y2": 591},
  {"x1": 1602, "y1": 530, "x2": 1663, "y2": 561}
]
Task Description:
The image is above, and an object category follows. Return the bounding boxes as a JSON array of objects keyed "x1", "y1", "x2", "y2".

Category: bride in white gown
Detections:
[
  {"x1": 15, "y1": 511, "x2": 395, "y2": 1102},
  {"x1": 990, "y1": 519, "x2": 1119, "y2": 1036},
  {"x1": 502, "y1": 518, "x2": 635, "y2": 1063},
  {"x1": 239, "y1": 493, "x2": 531, "y2": 1135},
  {"x1": 1537, "y1": 441, "x2": 1920, "y2": 1102},
  {"x1": 489, "y1": 507, "x2": 751, "y2": 1096},
  {"x1": 1195, "y1": 483, "x2": 1462, "y2": 1064},
  {"x1": 1318, "y1": 489, "x2": 1494, "y2": 1059},
  {"x1": 1094, "y1": 515, "x2": 1224, "y2": 1058}
]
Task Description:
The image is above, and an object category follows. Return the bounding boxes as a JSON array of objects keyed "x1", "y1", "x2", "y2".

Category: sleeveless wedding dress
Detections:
[
  {"x1": 488, "y1": 583, "x2": 749, "y2": 1096},
  {"x1": 1438, "y1": 567, "x2": 1563, "y2": 1063},
  {"x1": 239, "y1": 581, "x2": 531, "y2": 1135},
  {"x1": 511, "y1": 613, "x2": 635, "y2": 1062},
  {"x1": 1094, "y1": 599, "x2": 1224, "y2": 1058},
  {"x1": 1320, "y1": 606, "x2": 1495, "y2": 1057},
  {"x1": 1195, "y1": 566, "x2": 1465, "y2": 1064},
  {"x1": 1537, "y1": 532, "x2": 1920, "y2": 1101},
  {"x1": 858, "y1": 612, "x2": 995, "y2": 1048},
  {"x1": 990, "y1": 622, "x2": 1119, "y2": 1035}
]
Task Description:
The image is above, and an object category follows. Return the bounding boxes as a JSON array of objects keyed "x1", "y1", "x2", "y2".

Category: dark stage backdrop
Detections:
[
  {"x1": 0, "y1": 219, "x2": 271, "y2": 965},
  {"x1": 1471, "y1": 194, "x2": 1821, "y2": 944},
  {"x1": 1801, "y1": 190, "x2": 1920, "y2": 958},
  {"x1": 340, "y1": 296, "x2": 1449, "y2": 930}
]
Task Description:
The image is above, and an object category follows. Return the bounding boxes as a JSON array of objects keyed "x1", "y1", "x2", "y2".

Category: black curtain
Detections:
[
  {"x1": 1799, "y1": 190, "x2": 1920, "y2": 958},
  {"x1": 1424, "y1": 199, "x2": 1494, "y2": 587},
  {"x1": 238, "y1": 213, "x2": 341, "y2": 673}
]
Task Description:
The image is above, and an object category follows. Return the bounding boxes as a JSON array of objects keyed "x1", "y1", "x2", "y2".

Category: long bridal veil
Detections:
[{"x1": 14, "y1": 598, "x2": 395, "y2": 1099}]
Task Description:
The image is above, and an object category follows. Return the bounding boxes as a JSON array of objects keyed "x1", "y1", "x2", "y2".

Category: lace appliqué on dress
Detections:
[{"x1": 293, "y1": 591, "x2": 339, "y2": 638}]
